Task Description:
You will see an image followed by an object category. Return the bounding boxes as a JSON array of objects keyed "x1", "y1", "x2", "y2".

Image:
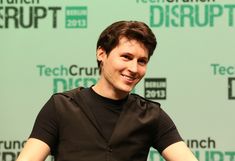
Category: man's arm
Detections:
[
  {"x1": 16, "y1": 138, "x2": 50, "y2": 161},
  {"x1": 162, "y1": 141, "x2": 198, "y2": 161}
]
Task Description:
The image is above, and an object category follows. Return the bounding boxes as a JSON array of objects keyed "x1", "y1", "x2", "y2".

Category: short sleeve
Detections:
[
  {"x1": 29, "y1": 95, "x2": 59, "y2": 155},
  {"x1": 152, "y1": 108, "x2": 183, "y2": 154}
]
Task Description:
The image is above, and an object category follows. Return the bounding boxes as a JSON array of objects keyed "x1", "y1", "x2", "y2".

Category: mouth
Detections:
[{"x1": 121, "y1": 74, "x2": 136, "y2": 83}]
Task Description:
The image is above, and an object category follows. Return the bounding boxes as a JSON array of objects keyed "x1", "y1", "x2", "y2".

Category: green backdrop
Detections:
[{"x1": 1, "y1": 0, "x2": 235, "y2": 160}]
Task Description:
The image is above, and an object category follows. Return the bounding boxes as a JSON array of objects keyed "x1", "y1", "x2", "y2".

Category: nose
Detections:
[{"x1": 128, "y1": 60, "x2": 138, "y2": 73}]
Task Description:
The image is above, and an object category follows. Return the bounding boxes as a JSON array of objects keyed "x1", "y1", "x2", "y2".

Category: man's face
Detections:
[{"x1": 97, "y1": 37, "x2": 149, "y2": 96}]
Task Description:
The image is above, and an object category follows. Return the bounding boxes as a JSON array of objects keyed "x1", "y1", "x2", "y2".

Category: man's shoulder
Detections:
[
  {"x1": 129, "y1": 93, "x2": 161, "y2": 109},
  {"x1": 52, "y1": 87, "x2": 85, "y2": 100}
]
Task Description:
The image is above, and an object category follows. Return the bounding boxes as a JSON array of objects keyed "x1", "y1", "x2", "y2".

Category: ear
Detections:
[{"x1": 96, "y1": 47, "x2": 107, "y2": 62}]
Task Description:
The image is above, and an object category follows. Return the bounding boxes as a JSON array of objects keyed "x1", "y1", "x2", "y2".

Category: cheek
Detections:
[
  {"x1": 103, "y1": 60, "x2": 122, "y2": 75},
  {"x1": 111, "y1": 59, "x2": 125, "y2": 70},
  {"x1": 139, "y1": 67, "x2": 147, "y2": 77}
]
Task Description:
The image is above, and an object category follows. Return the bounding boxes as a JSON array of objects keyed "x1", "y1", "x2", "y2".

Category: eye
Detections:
[
  {"x1": 138, "y1": 58, "x2": 148, "y2": 66},
  {"x1": 122, "y1": 54, "x2": 132, "y2": 60}
]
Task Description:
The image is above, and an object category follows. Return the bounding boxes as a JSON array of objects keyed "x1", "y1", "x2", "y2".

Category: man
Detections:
[{"x1": 16, "y1": 20, "x2": 198, "y2": 161}]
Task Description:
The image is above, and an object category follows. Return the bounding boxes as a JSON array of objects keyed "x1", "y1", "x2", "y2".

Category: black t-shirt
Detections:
[
  {"x1": 83, "y1": 88, "x2": 127, "y2": 141},
  {"x1": 29, "y1": 87, "x2": 183, "y2": 160}
]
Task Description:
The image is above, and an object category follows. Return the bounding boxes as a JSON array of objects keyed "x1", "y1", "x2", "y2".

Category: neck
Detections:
[{"x1": 92, "y1": 83, "x2": 128, "y2": 100}]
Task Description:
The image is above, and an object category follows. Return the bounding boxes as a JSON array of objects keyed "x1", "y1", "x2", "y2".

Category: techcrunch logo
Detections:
[
  {"x1": 137, "y1": 0, "x2": 215, "y2": 2},
  {"x1": 211, "y1": 64, "x2": 234, "y2": 76},
  {"x1": 148, "y1": 137, "x2": 235, "y2": 161},
  {"x1": 0, "y1": 0, "x2": 88, "y2": 29},
  {"x1": 211, "y1": 63, "x2": 235, "y2": 100},
  {"x1": 0, "y1": 140, "x2": 26, "y2": 161},
  {"x1": 136, "y1": 0, "x2": 235, "y2": 27},
  {"x1": 0, "y1": 139, "x2": 54, "y2": 161},
  {"x1": 37, "y1": 64, "x2": 99, "y2": 93},
  {"x1": 37, "y1": 64, "x2": 99, "y2": 77}
]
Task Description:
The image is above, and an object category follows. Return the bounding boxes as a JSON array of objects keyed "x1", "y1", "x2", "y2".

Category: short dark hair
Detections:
[{"x1": 96, "y1": 20, "x2": 157, "y2": 68}]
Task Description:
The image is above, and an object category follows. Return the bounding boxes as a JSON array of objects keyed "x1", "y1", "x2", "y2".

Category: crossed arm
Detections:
[{"x1": 16, "y1": 139, "x2": 198, "y2": 161}]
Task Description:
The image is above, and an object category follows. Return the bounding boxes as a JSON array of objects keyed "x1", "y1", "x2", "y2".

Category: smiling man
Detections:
[{"x1": 16, "y1": 20, "x2": 198, "y2": 161}]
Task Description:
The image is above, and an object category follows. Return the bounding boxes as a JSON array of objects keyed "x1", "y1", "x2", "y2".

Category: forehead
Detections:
[{"x1": 116, "y1": 37, "x2": 148, "y2": 54}]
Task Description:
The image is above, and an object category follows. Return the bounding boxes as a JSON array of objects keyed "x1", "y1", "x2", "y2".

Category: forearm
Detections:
[
  {"x1": 16, "y1": 138, "x2": 50, "y2": 161},
  {"x1": 162, "y1": 141, "x2": 198, "y2": 161}
]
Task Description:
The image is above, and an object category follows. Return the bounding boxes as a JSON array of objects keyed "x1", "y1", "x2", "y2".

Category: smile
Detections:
[{"x1": 121, "y1": 74, "x2": 136, "y2": 82}]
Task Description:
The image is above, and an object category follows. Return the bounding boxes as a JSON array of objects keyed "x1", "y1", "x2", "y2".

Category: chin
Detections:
[{"x1": 117, "y1": 85, "x2": 134, "y2": 94}]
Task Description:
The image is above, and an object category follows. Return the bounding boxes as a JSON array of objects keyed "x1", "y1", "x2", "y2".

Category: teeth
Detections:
[{"x1": 123, "y1": 75, "x2": 135, "y2": 80}]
